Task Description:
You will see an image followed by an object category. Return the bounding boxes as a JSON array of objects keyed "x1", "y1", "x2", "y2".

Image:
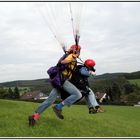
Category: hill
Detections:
[
  {"x1": 0, "y1": 71, "x2": 140, "y2": 88},
  {"x1": 0, "y1": 99, "x2": 140, "y2": 137},
  {"x1": 93, "y1": 71, "x2": 140, "y2": 80},
  {"x1": 0, "y1": 79, "x2": 50, "y2": 88}
]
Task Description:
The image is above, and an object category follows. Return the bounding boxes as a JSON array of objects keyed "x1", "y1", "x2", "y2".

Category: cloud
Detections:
[{"x1": 0, "y1": 2, "x2": 140, "y2": 82}]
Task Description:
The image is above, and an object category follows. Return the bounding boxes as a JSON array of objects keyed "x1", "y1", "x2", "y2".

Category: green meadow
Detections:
[
  {"x1": 0, "y1": 99, "x2": 140, "y2": 137},
  {"x1": 129, "y1": 79, "x2": 140, "y2": 87}
]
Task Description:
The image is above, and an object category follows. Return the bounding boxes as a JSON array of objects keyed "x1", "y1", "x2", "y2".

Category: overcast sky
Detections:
[{"x1": 0, "y1": 2, "x2": 140, "y2": 83}]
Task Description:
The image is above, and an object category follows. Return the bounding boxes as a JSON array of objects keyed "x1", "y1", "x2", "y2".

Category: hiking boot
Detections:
[
  {"x1": 95, "y1": 106, "x2": 104, "y2": 113},
  {"x1": 28, "y1": 115, "x2": 36, "y2": 127},
  {"x1": 52, "y1": 105, "x2": 64, "y2": 119},
  {"x1": 89, "y1": 107, "x2": 97, "y2": 114}
]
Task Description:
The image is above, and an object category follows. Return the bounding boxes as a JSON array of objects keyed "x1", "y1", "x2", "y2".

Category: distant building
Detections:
[
  {"x1": 134, "y1": 101, "x2": 140, "y2": 107},
  {"x1": 20, "y1": 91, "x2": 48, "y2": 101}
]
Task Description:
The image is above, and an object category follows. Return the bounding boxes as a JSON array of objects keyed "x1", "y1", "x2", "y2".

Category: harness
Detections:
[
  {"x1": 58, "y1": 53, "x2": 77, "y2": 80},
  {"x1": 47, "y1": 53, "x2": 77, "y2": 89},
  {"x1": 70, "y1": 65, "x2": 90, "y2": 91},
  {"x1": 61, "y1": 65, "x2": 91, "y2": 101}
]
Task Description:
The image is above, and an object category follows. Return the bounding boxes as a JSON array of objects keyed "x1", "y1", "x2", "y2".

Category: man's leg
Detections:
[
  {"x1": 63, "y1": 80, "x2": 82, "y2": 106},
  {"x1": 85, "y1": 88, "x2": 99, "y2": 114},
  {"x1": 85, "y1": 88, "x2": 105, "y2": 113},
  {"x1": 85, "y1": 88, "x2": 99, "y2": 107},
  {"x1": 53, "y1": 80, "x2": 82, "y2": 119},
  {"x1": 29, "y1": 88, "x2": 59, "y2": 126},
  {"x1": 35, "y1": 88, "x2": 59, "y2": 114}
]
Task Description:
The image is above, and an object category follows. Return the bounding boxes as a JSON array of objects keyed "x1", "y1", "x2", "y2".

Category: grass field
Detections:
[
  {"x1": 0, "y1": 99, "x2": 140, "y2": 137},
  {"x1": 129, "y1": 79, "x2": 140, "y2": 87}
]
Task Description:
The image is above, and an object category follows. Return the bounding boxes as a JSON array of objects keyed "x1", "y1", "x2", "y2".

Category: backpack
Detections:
[{"x1": 47, "y1": 53, "x2": 68, "y2": 89}]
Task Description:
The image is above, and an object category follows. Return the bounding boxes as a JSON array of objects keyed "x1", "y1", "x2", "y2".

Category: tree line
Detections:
[
  {"x1": 0, "y1": 87, "x2": 20, "y2": 99},
  {"x1": 0, "y1": 77, "x2": 140, "y2": 105},
  {"x1": 90, "y1": 77, "x2": 140, "y2": 105}
]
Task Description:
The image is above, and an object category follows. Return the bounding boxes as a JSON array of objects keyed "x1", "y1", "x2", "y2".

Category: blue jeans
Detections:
[
  {"x1": 35, "y1": 80, "x2": 82, "y2": 114},
  {"x1": 85, "y1": 88, "x2": 99, "y2": 108}
]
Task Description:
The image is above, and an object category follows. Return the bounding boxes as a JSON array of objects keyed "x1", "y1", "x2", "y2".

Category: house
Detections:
[
  {"x1": 134, "y1": 101, "x2": 140, "y2": 107},
  {"x1": 20, "y1": 91, "x2": 48, "y2": 101}
]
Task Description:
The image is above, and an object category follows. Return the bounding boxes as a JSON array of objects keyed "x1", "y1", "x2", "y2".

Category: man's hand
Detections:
[{"x1": 89, "y1": 71, "x2": 96, "y2": 76}]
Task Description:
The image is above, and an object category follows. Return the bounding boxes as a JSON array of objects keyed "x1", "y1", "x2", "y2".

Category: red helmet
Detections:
[
  {"x1": 70, "y1": 44, "x2": 81, "y2": 51},
  {"x1": 84, "y1": 59, "x2": 96, "y2": 69}
]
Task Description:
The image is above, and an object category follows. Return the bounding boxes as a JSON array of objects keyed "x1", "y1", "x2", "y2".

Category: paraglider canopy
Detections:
[{"x1": 35, "y1": 3, "x2": 83, "y2": 52}]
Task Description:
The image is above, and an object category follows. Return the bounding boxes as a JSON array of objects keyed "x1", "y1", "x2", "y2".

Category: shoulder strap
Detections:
[
  {"x1": 77, "y1": 64, "x2": 84, "y2": 69},
  {"x1": 57, "y1": 53, "x2": 68, "y2": 65}
]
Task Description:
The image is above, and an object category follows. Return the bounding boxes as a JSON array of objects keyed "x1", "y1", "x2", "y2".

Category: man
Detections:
[
  {"x1": 29, "y1": 44, "x2": 82, "y2": 126},
  {"x1": 60, "y1": 59, "x2": 104, "y2": 114}
]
